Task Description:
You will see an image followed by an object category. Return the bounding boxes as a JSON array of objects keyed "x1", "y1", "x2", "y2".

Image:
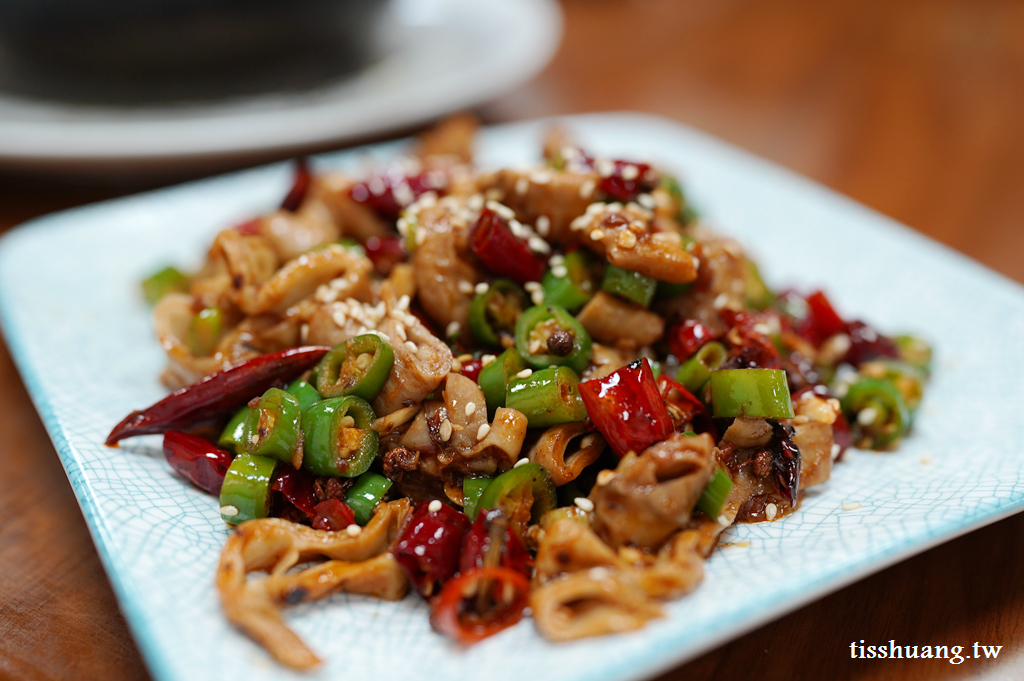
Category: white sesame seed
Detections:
[
  {"x1": 376, "y1": 332, "x2": 390, "y2": 343},
  {"x1": 300, "y1": 323, "x2": 309, "y2": 342},
  {"x1": 616, "y1": 230, "x2": 637, "y2": 249},
  {"x1": 515, "y1": 177, "x2": 529, "y2": 195},
  {"x1": 458, "y1": 280, "x2": 474, "y2": 294},
  {"x1": 586, "y1": 202, "x2": 605, "y2": 215},
  {"x1": 368, "y1": 177, "x2": 386, "y2": 196},
  {"x1": 529, "y1": 339, "x2": 543, "y2": 354},
  {"x1": 405, "y1": 341, "x2": 418, "y2": 353},
  {"x1": 581, "y1": 434, "x2": 599, "y2": 448},
  {"x1": 831, "y1": 443, "x2": 842, "y2": 459},
  {"x1": 596, "y1": 158, "x2": 615, "y2": 177},
  {"x1": 536, "y1": 215, "x2": 551, "y2": 236},
  {"x1": 596, "y1": 470, "x2": 616, "y2": 486},
  {"x1": 717, "y1": 514, "x2": 730, "y2": 527},
  {"x1": 530, "y1": 170, "x2": 552, "y2": 185},
  {"x1": 395, "y1": 324, "x2": 407, "y2": 341},
  {"x1": 606, "y1": 202, "x2": 624, "y2": 212},
  {"x1": 621, "y1": 164, "x2": 639, "y2": 180},
  {"x1": 765, "y1": 503, "x2": 778, "y2": 521},
  {"x1": 439, "y1": 418, "x2": 453, "y2": 442},
  {"x1": 457, "y1": 353, "x2": 473, "y2": 363},
  {"x1": 516, "y1": 368, "x2": 533, "y2": 379},
  {"x1": 792, "y1": 415, "x2": 810, "y2": 425},
  {"x1": 467, "y1": 193, "x2": 484, "y2": 211},
  {"x1": 481, "y1": 354, "x2": 496, "y2": 367},
  {"x1": 428, "y1": 499, "x2": 443, "y2": 513},
  {"x1": 921, "y1": 456, "x2": 933, "y2": 465},
  {"x1": 474, "y1": 282, "x2": 489, "y2": 295},
  {"x1": 514, "y1": 458, "x2": 530, "y2": 468},
  {"x1": 220, "y1": 505, "x2": 239, "y2": 517},
  {"x1": 713, "y1": 293, "x2": 730, "y2": 309},
  {"x1": 528, "y1": 236, "x2": 551, "y2": 254},
  {"x1": 477, "y1": 423, "x2": 491, "y2": 441},
  {"x1": 588, "y1": 566, "x2": 610, "y2": 581},
  {"x1": 465, "y1": 402, "x2": 477, "y2": 417},
  {"x1": 857, "y1": 407, "x2": 878, "y2": 426},
  {"x1": 574, "y1": 497, "x2": 595, "y2": 512},
  {"x1": 524, "y1": 281, "x2": 542, "y2": 293},
  {"x1": 345, "y1": 523, "x2": 363, "y2": 537},
  {"x1": 841, "y1": 502, "x2": 862, "y2": 511},
  {"x1": 393, "y1": 183, "x2": 415, "y2": 207},
  {"x1": 570, "y1": 215, "x2": 591, "y2": 231},
  {"x1": 552, "y1": 265, "x2": 568, "y2": 278},
  {"x1": 509, "y1": 219, "x2": 528, "y2": 239},
  {"x1": 397, "y1": 294, "x2": 411, "y2": 311},
  {"x1": 637, "y1": 193, "x2": 656, "y2": 209},
  {"x1": 446, "y1": 321, "x2": 461, "y2": 338},
  {"x1": 753, "y1": 323, "x2": 772, "y2": 336},
  {"x1": 548, "y1": 253, "x2": 565, "y2": 266},
  {"x1": 413, "y1": 544, "x2": 426, "y2": 556},
  {"x1": 590, "y1": 229, "x2": 606, "y2": 241},
  {"x1": 486, "y1": 201, "x2": 516, "y2": 221},
  {"x1": 531, "y1": 290, "x2": 545, "y2": 305}
]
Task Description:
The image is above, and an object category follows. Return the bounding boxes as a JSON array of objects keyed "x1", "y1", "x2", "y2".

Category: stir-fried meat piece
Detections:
[
  {"x1": 478, "y1": 167, "x2": 599, "y2": 245},
  {"x1": 190, "y1": 229, "x2": 280, "y2": 311},
  {"x1": 790, "y1": 392, "x2": 839, "y2": 488},
  {"x1": 256, "y1": 198, "x2": 341, "y2": 262},
  {"x1": 310, "y1": 174, "x2": 392, "y2": 241},
  {"x1": 373, "y1": 312, "x2": 453, "y2": 416},
  {"x1": 581, "y1": 343, "x2": 638, "y2": 380},
  {"x1": 722, "y1": 417, "x2": 773, "y2": 448},
  {"x1": 590, "y1": 432, "x2": 716, "y2": 550},
  {"x1": 408, "y1": 199, "x2": 484, "y2": 332},
  {"x1": 382, "y1": 445, "x2": 420, "y2": 483},
  {"x1": 528, "y1": 422, "x2": 606, "y2": 486},
  {"x1": 216, "y1": 499, "x2": 411, "y2": 670},
  {"x1": 570, "y1": 204, "x2": 698, "y2": 284},
  {"x1": 657, "y1": 232, "x2": 746, "y2": 323},
  {"x1": 533, "y1": 517, "x2": 622, "y2": 584},
  {"x1": 414, "y1": 112, "x2": 479, "y2": 163},
  {"x1": 576, "y1": 291, "x2": 665, "y2": 349}
]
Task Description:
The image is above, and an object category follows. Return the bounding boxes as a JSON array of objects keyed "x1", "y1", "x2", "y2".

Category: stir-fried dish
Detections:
[{"x1": 109, "y1": 116, "x2": 932, "y2": 669}]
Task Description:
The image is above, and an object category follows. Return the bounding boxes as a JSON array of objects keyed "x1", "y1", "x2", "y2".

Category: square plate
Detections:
[{"x1": 2, "y1": 113, "x2": 1023, "y2": 681}]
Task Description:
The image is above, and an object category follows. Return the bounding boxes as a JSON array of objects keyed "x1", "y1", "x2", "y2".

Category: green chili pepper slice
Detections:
[
  {"x1": 141, "y1": 266, "x2": 189, "y2": 305},
  {"x1": 462, "y1": 476, "x2": 493, "y2": 520},
  {"x1": 301, "y1": 396, "x2": 378, "y2": 478},
  {"x1": 660, "y1": 174, "x2": 699, "y2": 225},
  {"x1": 696, "y1": 467, "x2": 734, "y2": 520},
  {"x1": 478, "y1": 349, "x2": 528, "y2": 418},
  {"x1": 217, "y1": 406, "x2": 252, "y2": 455},
  {"x1": 743, "y1": 258, "x2": 775, "y2": 311},
  {"x1": 187, "y1": 307, "x2": 223, "y2": 357},
  {"x1": 344, "y1": 471, "x2": 393, "y2": 525},
  {"x1": 219, "y1": 454, "x2": 278, "y2": 524},
  {"x1": 507, "y1": 366, "x2": 587, "y2": 428},
  {"x1": 286, "y1": 378, "x2": 322, "y2": 411},
  {"x1": 541, "y1": 250, "x2": 597, "y2": 312},
  {"x1": 335, "y1": 237, "x2": 366, "y2": 257},
  {"x1": 655, "y1": 280, "x2": 694, "y2": 301},
  {"x1": 601, "y1": 264, "x2": 657, "y2": 308},
  {"x1": 860, "y1": 360, "x2": 926, "y2": 412},
  {"x1": 242, "y1": 388, "x2": 303, "y2": 465},
  {"x1": 841, "y1": 378, "x2": 910, "y2": 449},
  {"x1": 894, "y1": 335, "x2": 932, "y2": 376},
  {"x1": 477, "y1": 462, "x2": 556, "y2": 539},
  {"x1": 676, "y1": 341, "x2": 728, "y2": 395},
  {"x1": 468, "y1": 279, "x2": 529, "y2": 347},
  {"x1": 514, "y1": 305, "x2": 592, "y2": 374},
  {"x1": 316, "y1": 334, "x2": 395, "y2": 401},
  {"x1": 709, "y1": 369, "x2": 794, "y2": 419}
]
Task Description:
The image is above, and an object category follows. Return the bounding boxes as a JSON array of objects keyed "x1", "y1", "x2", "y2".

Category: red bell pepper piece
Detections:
[
  {"x1": 655, "y1": 375, "x2": 717, "y2": 440},
  {"x1": 106, "y1": 346, "x2": 330, "y2": 445},
  {"x1": 667, "y1": 318, "x2": 718, "y2": 360},
  {"x1": 393, "y1": 501, "x2": 471, "y2": 598},
  {"x1": 470, "y1": 208, "x2": 546, "y2": 285},
  {"x1": 459, "y1": 509, "x2": 531, "y2": 578},
  {"x1": 280, "y1": 158, "x2": 311, "y2": 212},
  {"x1": 162, "y1": 430, "x2": 233, "y2": 495},
  {"x1": 578, "y1": 358, "x2": 674, "y2": 457},
  {"x1": 430, "y1": 566, "x2": 530, "y2": 645},
  {"x1": 311, "y1": 499, "x2": 357, "y2": 531}
]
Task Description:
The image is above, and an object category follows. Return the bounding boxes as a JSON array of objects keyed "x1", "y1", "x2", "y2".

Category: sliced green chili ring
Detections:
[
  {"x1": 468, "y1": 279, "x2": 529, "y2": 347},
  {"x1": 677, "y1": 341, "x2": 728, "y2": 394},
  {"x1": 841, "y1": 378, "x2": 910, "y2": 449},
  {"x1": 219, "y1": 454, "x2": 278, "y2": 525},
  {"x1": 187, "y1": 307, "x2": 223, "y2": 357},
  {"x1": 301, "y1": 396, "x2": 378, "y2": 478},
  {"x1": 894, "y1": 335, "x2": 933, "y2": 376},
  {"x1": 344, "y1": 471, "x2": 393, "y2": 525},
  {"x1": 478, "y1": 462, "x2": 557, "y2": 536},
  {"x1": 141, "y1": 266, "x2": 189, "y2": 305},
  {"x1": 334, "y1": 237, "x2": 366, "y2": 257},
  {"x1": 217, "y1": 406, "x2": 252, "y2": 455},
  {"x1": 477, "y1": 348, "x2": 527, "y2": 419},
  {"x1": 709, "y1": 369, "x2": 795, "y2": 419},
  {"x1": 743, "y1": 258, "x2": 775, "y2": 311},
  {"x1": 242, "y1": 388, "x2": 303, "y2": 464},
  {"x1": 316, "y1": 334, "x2": 395, "y2": 401},
  {"x1": 541, "y1": 250, "x2": 597, "y2": 312},
  {"x1": 601, "y1": 264, "x2": 657, "y2": 308},
  {"x1": 660, "y1": 174, "x2": 698, "y2": 225},
  {"x1": 507, "y1": 366, "x2": 587, "y2": 428},
  {"x1": 462, "y1": 476, "x2": 493, "y2": 520},
  {"x1": 655, "y1": 280, "x2": 694, "y2": 301},
  {"x1": 286, "y1": 378, "x2": 322, "y2": 411},
  {"x1": 514, "y1": 305, "x2": 592, "y2": 374},
  {"x1": 697, "y1": 467, "x2": 734, "y2": 520},
  {"x1": 860, "y1": 360, "x2": 926, "y2": 412}
]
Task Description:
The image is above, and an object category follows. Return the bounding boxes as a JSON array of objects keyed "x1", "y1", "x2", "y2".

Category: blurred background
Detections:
[{"x1": 2, "y1": 1, "x2": 1024, "y2": 680}]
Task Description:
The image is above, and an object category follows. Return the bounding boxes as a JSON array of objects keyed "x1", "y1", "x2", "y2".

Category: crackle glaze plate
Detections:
[{"x1": 2, "y1": 114, "x2": 1023, "y2": 681}]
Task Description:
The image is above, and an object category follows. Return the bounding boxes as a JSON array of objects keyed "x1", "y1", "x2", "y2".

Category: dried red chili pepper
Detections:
[
  {"x1": 719, "y1": 310, "x2": 781, "y2": 370},
  {"x1": 459, "y1": 357, "x2": 484, "y2": 383},
  {"x1": 771, "y1": 421, "x2": 801, "y2": 506},
  {"x1": 429, "y1": 566, "x2": 530, "y2": 645},
  {"x1": 233, "y1": 218, "x2": 261, "y2": 236},
  {"x1": 805, "y1": 290, "x2": 846, "y2": 341},
  {"x1": 280, "y1": 158, "x2": 311, "y2": 212},
  {"x1": 578, "y1": 358, "x2": 674, "y2": 458},
  {"x1": 162, "y1": 430, "x2": 233, "y2": 495},
  {"x1": 655, "y1": 375, "x2": 717, "y2": 440},
  {"x1": 470, "y1": 208, "x2": 546, "y2": 285},
  {"x1": 393, "y1": 501, "x2": 471, "y2": 598},
  {"x1": 363, "y1": 235, "x2": 405, "y2": 276},
  {"x1": 271, "y1": 466, "x2": 319, "y2": 518},
  {"x1": 831, "y1": 410, "x2": 853, "y2": 462},
  {"x1": 844, "y1": 320, "x2": 900, "y2": 365},
  {"x1": 667, "y1": 318, "x2": 718, "y2": 360},
  {"x1": 599, "y1": 160, "x2": 656, "y2": 203},
  {"x1": 106, "y1": 346, "x2": 330, "y2": 445},
  {"x1": 311, "y1": 499, "x2": 357, "y2": 531},
  {"x1": 349, "y1": 165, "x2": 443, "y2": 220},
  {"x1": 459, "y1": 509, "x2": 531, "y2": 578}
]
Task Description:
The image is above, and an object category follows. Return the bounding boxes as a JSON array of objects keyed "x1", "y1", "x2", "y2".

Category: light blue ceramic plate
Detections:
[{"x1": 2, "y1": 114, "x2": 1022, "y2": 681}]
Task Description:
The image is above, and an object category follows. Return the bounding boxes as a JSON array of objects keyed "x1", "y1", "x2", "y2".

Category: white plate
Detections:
[
  {"x1": 2, "y1": 113, "x2": 1024, "y2": 681},
  {"x1": 0, "y1": 0, "x2": 560, "y2": 173}
]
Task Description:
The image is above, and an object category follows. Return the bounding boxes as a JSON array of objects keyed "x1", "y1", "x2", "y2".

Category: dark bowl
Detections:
[{"x1": 0, "y1": 0, "x2": 387, "y2": 105}]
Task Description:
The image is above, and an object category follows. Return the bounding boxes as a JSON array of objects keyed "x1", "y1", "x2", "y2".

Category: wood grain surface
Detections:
[{"x1": 2, "y1": 1, "x2": 1023, "y2": 679}]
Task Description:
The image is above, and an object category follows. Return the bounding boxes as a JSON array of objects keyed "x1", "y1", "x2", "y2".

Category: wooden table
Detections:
[{"x1": 2, "y1": 1, "x2": 1023, "y2": 679}]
